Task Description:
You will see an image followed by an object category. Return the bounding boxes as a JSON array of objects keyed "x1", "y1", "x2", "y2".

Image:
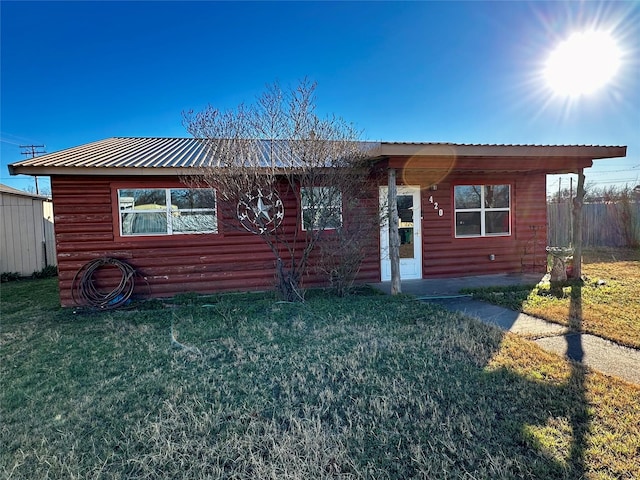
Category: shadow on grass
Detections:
[
  {"x1": 129, "y1": 297, "x2": 597, "y2": 477},
  {"x1": 0, "y1": 282, "x2": 611, "y2": 479},
  {"x1": 444, "y1": 281, "x2": 591, "y2": 478},
  {"x1": 436, "y1": 306, "x2": 591, "y2": 478},
  {"x1": 566, "y1": 282, "x2": 588, "y2": 477}
]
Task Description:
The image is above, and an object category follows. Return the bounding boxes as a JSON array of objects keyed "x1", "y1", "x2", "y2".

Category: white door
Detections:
[{"x1": 380, "y1": 186, "x2": 422, "y2": 281}]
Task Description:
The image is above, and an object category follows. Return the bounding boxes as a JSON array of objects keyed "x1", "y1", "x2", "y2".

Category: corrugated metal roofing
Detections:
[
  {"x1": 10, "y1": 138, "x2": 211, "y2": 169},
  {"x1": 8, "y1": 137, "x2": 376, "y2": 170},
  {"x1": 8, "y1": 137, "x2": 627, "y2": 174}
]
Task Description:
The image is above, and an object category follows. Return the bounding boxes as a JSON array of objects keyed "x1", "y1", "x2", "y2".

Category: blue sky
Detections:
[{"x1": 2, "y1": 1, "x2": 638, "y2": 195}]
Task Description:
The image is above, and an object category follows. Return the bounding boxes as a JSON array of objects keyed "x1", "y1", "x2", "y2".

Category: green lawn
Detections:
[
  {"x1": 1, "y1": 278, "x2": 639, "y2": 479},
  {"x1": 465, "y1": 248, "x2": 640, "y2": 349}
]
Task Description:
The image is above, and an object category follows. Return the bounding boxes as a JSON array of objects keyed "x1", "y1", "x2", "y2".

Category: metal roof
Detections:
[
  {"x1": 10, "y1": 138, "x2": 212, "y2": 170},
  {"x1": 8, "y1": 137, "x2": 375, "y2": 172},
  {"x1": 0, "y1": 183, "x2": 50, "y2": 200},
  {"x1": 8, "y1": 137, "x2": 627, "y2": 176},
  {"x1": 373, "y1": 142, "x2": 627, "y2": 159}
]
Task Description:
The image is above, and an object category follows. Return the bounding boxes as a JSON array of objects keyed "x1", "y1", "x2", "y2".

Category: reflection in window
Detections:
[
  {"x1": 454, "y1": 185, "x2": 481, "y2": 209},
  {"x1": 301, "y1": 187, "x2": 342, "y2": 231},
  {"x1": 118, "y1": 188, "x2": 217, "y2": 236},
  {"x1": 484, "y1": 185, "x2": 510, "y2": 208},
  {"x1": 454, "y1": 185, "x2": 510, "y2": 237},
  {"x1": 397, "y1": 194, "x2": 414, "y2": 258}
]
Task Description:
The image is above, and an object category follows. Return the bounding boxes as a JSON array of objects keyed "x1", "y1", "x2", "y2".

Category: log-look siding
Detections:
[
  {"x1": 51, "y1": 176, "x2": 380, "y2": 306},
  {"x1": 52, "y1": 171, "x2": 548, "y2": 306},
  {"x1": 417, "y1": 173, "x2": 547, "y2": 277}
]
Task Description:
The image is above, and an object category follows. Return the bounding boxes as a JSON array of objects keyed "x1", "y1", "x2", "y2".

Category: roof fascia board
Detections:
[
  {"x1": 8, "y1": 167, "x2": 203, "y2": 177},
  {"x1": 376, "y1": 143, "x2": 626, "y2": 159},
  {"x1": 7, "y1": 166, "x2": 323, "y2": 177}
]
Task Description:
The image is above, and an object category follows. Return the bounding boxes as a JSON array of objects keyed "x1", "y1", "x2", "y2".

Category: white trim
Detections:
[
  {"x1": 454, "y1": 184, "x2": 511, "y2": 238},
  {"x1": 379, "y1": 186, "x2": 422, "y2": 281},
  {"x1": 300, "y1": 186, "x2": 343, "y2": 231},
  {"x1": 117, "y1": 188, "x2": 218, "y2": 237}
]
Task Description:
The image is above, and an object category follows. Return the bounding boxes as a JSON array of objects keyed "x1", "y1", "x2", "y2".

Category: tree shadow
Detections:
[
  {"x1": 566, "y1": 282, "x2": 588, "y2": 476},
  {"x1": 502, "y1": 281, "x2": 589, "y2": 477},
  {"x1": 426, "y1": 280, "x2": 591, "y2": 478}
]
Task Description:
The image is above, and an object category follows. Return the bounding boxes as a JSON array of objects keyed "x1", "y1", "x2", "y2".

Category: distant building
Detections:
[{"x1": 0, "y1": 184, "x2": 56, "y2": 276}]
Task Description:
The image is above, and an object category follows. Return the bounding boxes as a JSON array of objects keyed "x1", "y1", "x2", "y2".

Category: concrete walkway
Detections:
[{"x1": 371, "y1": 274, "x2": 640, "y2": 385}]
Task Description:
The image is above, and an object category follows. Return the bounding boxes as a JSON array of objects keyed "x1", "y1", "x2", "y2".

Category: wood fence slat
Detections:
[{"x1": 547, "y1": 201, "x2": 640, "y2": 247}]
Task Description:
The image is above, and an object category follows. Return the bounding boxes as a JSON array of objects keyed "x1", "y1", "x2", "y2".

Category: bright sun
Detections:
[{"x1": 544, "y1": 30, "x2": 621, "y2": 97}]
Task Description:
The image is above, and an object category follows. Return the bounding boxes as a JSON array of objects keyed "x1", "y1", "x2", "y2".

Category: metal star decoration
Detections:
[{"x1": 237, "y1": 189, "x2": 284, "y2": 234}]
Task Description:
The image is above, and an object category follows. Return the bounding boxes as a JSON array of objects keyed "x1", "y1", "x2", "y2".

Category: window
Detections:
[
  {"x1": 301, "y1": 187, "x2": 342, "y2": 231},
  {"x1": 118, "y1": 188, "x2": 217, "y2": 236},
  {"x1": 454, "y1": 184, "x2": 510, "y2": 237}
]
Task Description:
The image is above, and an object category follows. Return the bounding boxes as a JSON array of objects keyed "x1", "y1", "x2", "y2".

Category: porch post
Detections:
[
  {"x1": 572, "y1": 169, "x2": 585, "y2": 279},
  {"x1": 388, "y1": 168, "x2": 401, "y2": 294}
]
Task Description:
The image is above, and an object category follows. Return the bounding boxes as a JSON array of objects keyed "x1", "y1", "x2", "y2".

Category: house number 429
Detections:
[{"x1": 428, "y1": 196, "x2": 444, "y2": 217}]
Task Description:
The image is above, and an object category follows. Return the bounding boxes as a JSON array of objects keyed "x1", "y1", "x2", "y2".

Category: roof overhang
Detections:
[
  {"x1": 381, "y1": 156, "x2": 595, "y2": 175},
  {"x1": 7, "y1": 166, "x2": 205, "y2": 177},
  {"x1": 7, "y1": 137, "x2": 627, "y2": 177},
  {"x1": 370, "y1": 143, "x2": 627, "y2": 176},
  {"x1": 373, "y1": 143, "x2": 626, "y2": 159}
]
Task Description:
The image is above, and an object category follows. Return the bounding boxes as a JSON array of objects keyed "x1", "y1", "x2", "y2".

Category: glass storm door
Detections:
[{"x1": 380, "y1": 186, "x2": 422, "y2": 281}]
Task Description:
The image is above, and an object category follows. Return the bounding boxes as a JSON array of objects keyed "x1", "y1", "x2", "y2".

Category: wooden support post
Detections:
[
  {"x1": 572, "y1": 170, "x2": 585, "y2": 280},
  {"x1": 388, "y1": 168, "x2": 401, "y2": 294}
]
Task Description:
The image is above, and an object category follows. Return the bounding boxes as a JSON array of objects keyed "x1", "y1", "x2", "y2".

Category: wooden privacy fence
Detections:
[{"x1": 548, "y1": 201, "x2": 640, "y2": 248}]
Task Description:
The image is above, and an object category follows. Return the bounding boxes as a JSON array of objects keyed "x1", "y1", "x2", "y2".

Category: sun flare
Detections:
[{"x1": 544, "y1": 30, "x2": 621, "y2": 97}]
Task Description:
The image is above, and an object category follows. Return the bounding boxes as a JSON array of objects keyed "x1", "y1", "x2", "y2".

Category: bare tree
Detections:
[
  {"x1": 314, "y1": 183, "x2": 381, "y2": 296},
  {"x1": 182, "y1": 79, "x2": 375, "y2": 301}
]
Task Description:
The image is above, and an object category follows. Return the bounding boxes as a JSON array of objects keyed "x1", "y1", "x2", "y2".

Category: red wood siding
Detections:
[
  {"x1": 51, "y1": 168, "x2": 549, "y2": 306},
  {"x1": 416, "y1": 173, "x2": 548, "y2": 277},
  {"x1": 51, "y1": 176, "x2": 380, "y2": 306}
]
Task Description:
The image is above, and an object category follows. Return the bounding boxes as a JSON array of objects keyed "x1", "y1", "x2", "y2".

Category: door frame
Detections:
[{"x1": 379, "y1": 186, "x2": 422, "y2": 281}]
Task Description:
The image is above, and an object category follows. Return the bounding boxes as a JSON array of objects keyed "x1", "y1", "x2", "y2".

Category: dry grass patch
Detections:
[
  {"x1": 468, "y1": 248, "x2": 640, "y2": 348},
  {"x1": 1, "y1": 279, "x2": 639, "y2": 479},
  {"x1": 488, "y1": 334, "x2": 640, "y2": 478}
]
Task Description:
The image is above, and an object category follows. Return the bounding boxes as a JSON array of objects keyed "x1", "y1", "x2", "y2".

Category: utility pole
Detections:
[
  {"x1": 20, "y1": 145, "x2": 46, "y2": 195},
  {"x1": 558, "y1": 178, "x2": 562, "y2": 202}
]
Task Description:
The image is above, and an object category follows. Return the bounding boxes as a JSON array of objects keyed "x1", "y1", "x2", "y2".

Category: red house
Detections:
[{"x1": 9, "y1": 137, "x2": 626, "y2": 306}]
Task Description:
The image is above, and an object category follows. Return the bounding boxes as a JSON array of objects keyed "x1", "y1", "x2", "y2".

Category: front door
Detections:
[{"x1": 380, "y1": 186, "x2": 422, "y2": 281}]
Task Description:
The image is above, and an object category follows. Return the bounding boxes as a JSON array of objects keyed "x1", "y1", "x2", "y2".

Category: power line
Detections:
[
  {"x1": 20, "y1": 144, "x2": 45, "y2": 157},
  {"x1": 589, "y1": 169, "x2": 640, "y2": 174},
  {"x1": 19, "y1": 144, "x2": 46, "y2": 195},
  {"x1": 0, "y1": 132, "x2": 41, "y2": 146},
  {"x1": 586, "y1": 179, "x2": 640, "y2": 186}
]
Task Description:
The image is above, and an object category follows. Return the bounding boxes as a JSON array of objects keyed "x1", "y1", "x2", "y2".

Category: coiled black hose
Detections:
[{"x1": 71, "y1": 257, "x2": 137, "y2": 309}]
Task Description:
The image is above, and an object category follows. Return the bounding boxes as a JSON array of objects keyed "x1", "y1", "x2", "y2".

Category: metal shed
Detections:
[{"x1": 0, "y1": 184, "x2": 56, "y2": 276}]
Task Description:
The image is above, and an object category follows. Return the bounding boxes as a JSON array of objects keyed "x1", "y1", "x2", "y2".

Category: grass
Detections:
[
  {"x1": 1, "y1": 278, "x2": 640, "y2": 479},
  {"x1": 465, "y1": 247, "x2": 640, "y2": 349}
]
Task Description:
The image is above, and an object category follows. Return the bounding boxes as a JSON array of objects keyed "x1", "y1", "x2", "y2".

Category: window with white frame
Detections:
[
  {"x1": 300, "y1": 187, "x2": 342, "y2": 231},
  {"x1": 118, "y1": 188, "x2": 217, "y2": 236},
  {"x1": 454, "y1": 184, "x2": 510, "y2": 237}
]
